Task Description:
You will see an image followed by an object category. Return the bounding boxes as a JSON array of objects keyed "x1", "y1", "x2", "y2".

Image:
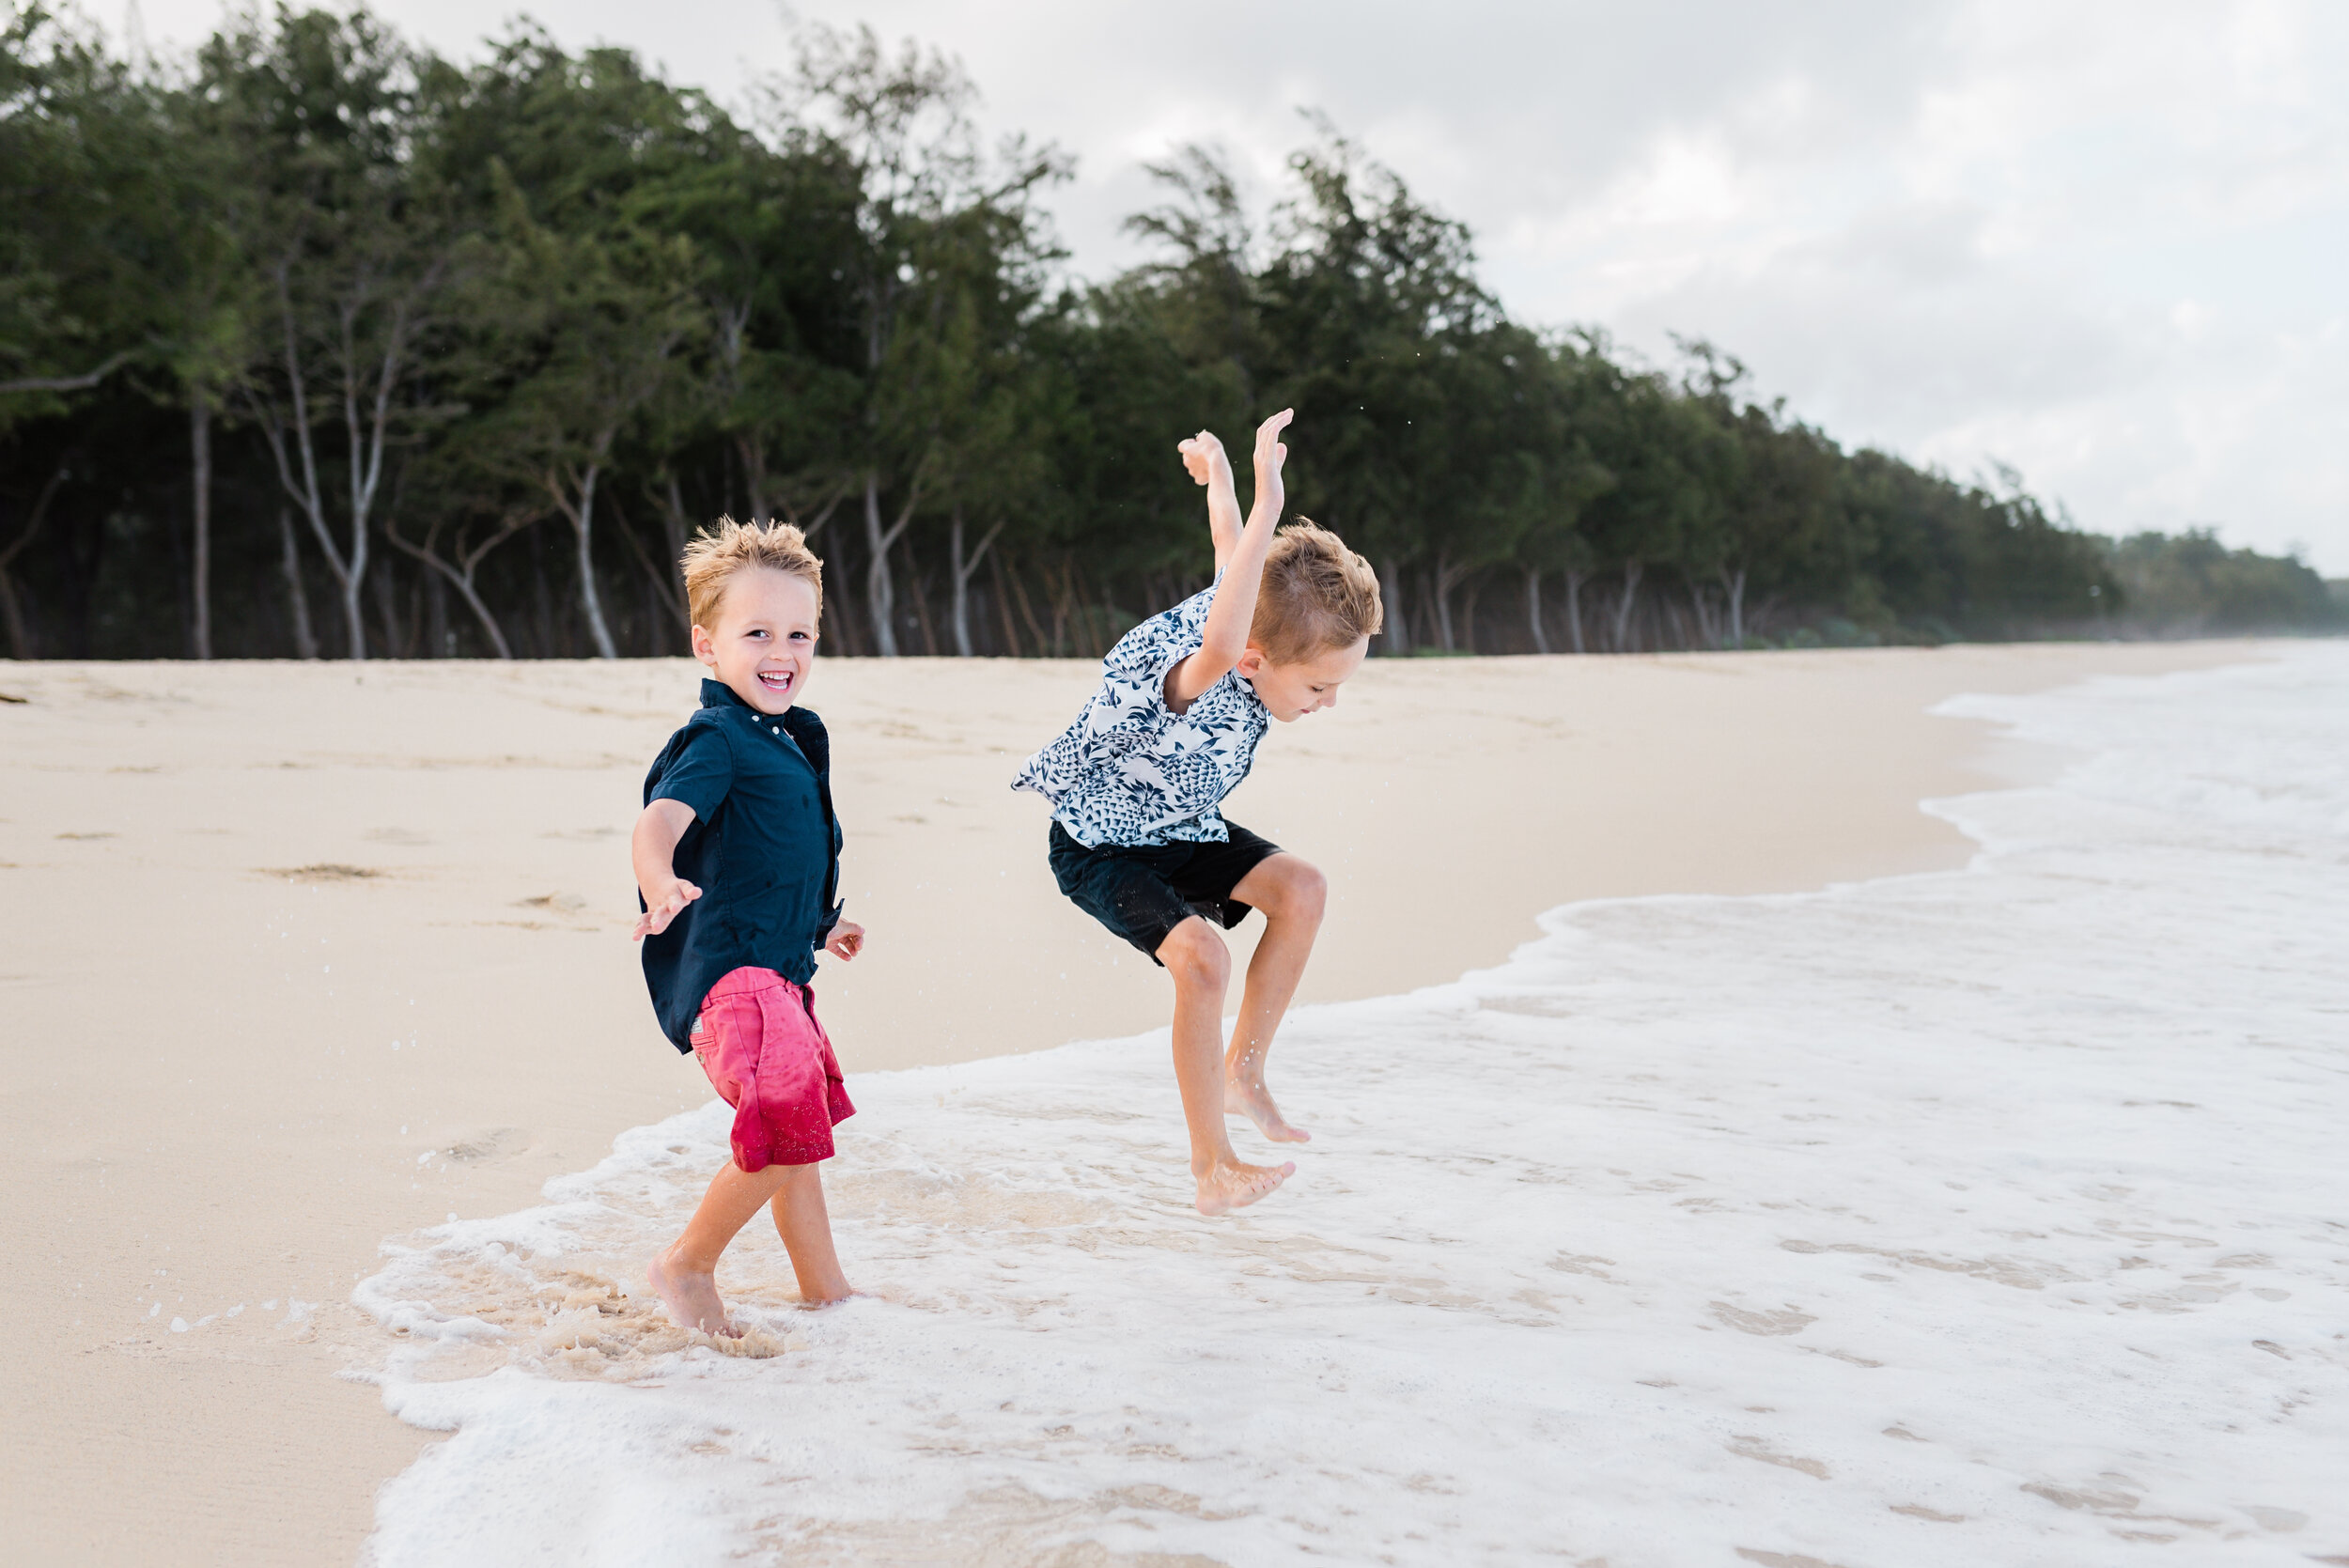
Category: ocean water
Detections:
[{"x1": 356, "y1": 646, "x2": 2349, "y2": 1567}]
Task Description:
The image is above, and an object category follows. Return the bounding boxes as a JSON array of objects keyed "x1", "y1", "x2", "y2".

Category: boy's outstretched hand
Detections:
[
  {"x1": 1252, "y1": 408, "x2": 1291, "y2": 520},
  {"x1": 824, "y1": 919, "x2": 865, "y2": 961},
  {"x1": 1177, "y1": 430, "x2": 1232, "y2": 489},
  {"x1": 632, "y1": 878, "x2": 700, "y2": 940}
]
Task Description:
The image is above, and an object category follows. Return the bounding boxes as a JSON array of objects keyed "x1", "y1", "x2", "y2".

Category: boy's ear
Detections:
[
  {"x1": 1235, "y1": 644, "x2": 1268, "y2": 678},
  {"x1": 690, "y1": 624, "x2": 717, "y2": 666}
]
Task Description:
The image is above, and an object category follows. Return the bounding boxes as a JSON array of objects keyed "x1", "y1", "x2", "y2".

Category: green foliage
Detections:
[
  {"x1": 1, "y1": 6, "x2": 175, "y2": 419},
  {"x1": 0, "y1": 4, "x2": 2334, "y2": 662},
  {"x1": 2106, "y1": 531, "x2": 2341, "y2": 633}
]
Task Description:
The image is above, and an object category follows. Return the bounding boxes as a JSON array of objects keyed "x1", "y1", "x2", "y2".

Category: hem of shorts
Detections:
[{"x1": 733, "y1": 1139, "x2": 838, "y2": 1172}]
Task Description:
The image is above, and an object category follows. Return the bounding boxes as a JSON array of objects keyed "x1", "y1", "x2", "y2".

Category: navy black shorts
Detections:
[{"x1": 1048, "y1": 819, "x2": 1284, "y2": 963}]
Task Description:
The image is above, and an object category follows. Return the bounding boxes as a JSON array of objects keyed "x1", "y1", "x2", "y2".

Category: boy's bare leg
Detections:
[
  {"x1": 648, "y1": 1159, "x2": 798, "y2": 1335},
  {"x1": 769, "y1": 1162, "x2": 852, "y2": 1305},
  {"x1": 1222, "y1": 854, "x2": 1327, "y2": 1143},
  {"x1": 1159, "y1": 916, "x2": 1296, "y2": 1215}
]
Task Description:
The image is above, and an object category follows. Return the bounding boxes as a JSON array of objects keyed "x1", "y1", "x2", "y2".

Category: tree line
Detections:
[{"x1": 4, "y1": 4, "x2": 2339, "y2": 663}]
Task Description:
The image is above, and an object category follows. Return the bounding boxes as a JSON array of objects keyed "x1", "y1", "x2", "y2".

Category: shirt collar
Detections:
[
  {"x1": 700, "y1": 677, "x2": 757, "y2": 712},
  {"x1": 700, "y1": 677, "x2": 819, "y2": 737}
]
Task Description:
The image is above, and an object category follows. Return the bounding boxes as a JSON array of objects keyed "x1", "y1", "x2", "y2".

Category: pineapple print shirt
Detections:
[{"x1": 1010, "y1": 577, "x2": 1269, "y2": 847}]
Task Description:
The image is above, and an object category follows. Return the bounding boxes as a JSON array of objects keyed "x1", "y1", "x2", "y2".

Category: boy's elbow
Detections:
[{"x1": 636, "y1": 799, "x2": 695, "y2": 850}]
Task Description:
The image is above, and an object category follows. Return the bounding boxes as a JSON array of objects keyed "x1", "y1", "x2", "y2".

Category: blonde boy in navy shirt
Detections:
[
  {"x1": 1015, "y1": 411, "x2": 1384, "y2": 1215},
  {"x1": 632, "y1": 520, "x2": 865, "y2": 1336}
]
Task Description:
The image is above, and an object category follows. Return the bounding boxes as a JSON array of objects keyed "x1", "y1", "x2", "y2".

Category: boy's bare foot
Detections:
[
  {"x1": 1194, "y1": 1157, "x2": 1296, "y2": 1216},
  {"x1": 648, "y1": 1245, "x2": 737, "y2": 1337},
  {"x1": 1225, "y1": 1078, "x2": 1311, "y2": 1143}
]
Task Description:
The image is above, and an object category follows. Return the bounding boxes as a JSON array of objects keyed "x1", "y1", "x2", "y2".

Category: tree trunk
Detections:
[
  {"x1": 1432, "y1": 552, "x2": 1484, "y2": 653},
  {"x1": 950, "y1": 505, "x2": 1006, "y2": 659},
  {"x1": 950, "y1": 509, "x2": 973, "y2": 658},
  {"x1": 735, "y1": 432, "x2": 770, "y2": 523},
  {"x1": 1610, "y1": 560, "x2": 1643, "y2": 652},
  {"x1": 1523, "y1": 566, "x2": 1549, "y2": 654},
  {"x1": 988, "y1": 546, "x2": 1022, "y2": 657},
  {"x1": 1459, "y1": 577, "x2": 1481, "y2": 654},
  {"x1": 1720, "y1": 566, "x2": 1748, "y2": 649},
  {"x1": 371, "y1": 557, "x2": 406, "y2": 658},
  {"x1": 529, "y1": 539, "x2": 555, "y2": 656},
  {"x1": 564, "y1": 460, "x2": 618, "y2": 660},
  {"x1": 1049, "y1": 556, "x2": 1077, "y2": 656},
  {"x1": 1563, "y1": 568, "x2": 1587, "y2": 655},
  {"x1": 1006, "y1": 554, "x2": 1050, "y2": 657},
  {"x1": 256, "y1": 268, "x2": 367, "y2": 660},
  {"x1": 0, "y1": 556, "x2": 30, "y2": 662},
  {"x1": 190, "y1": 400, "x2": 212, "y2": 660},
  {"x1": 616, "y1": 493, "x2": 690, "y2": 644},
  {"x1": 860, "y1": 468, "x2": 925, "y2": 658},
  {"x1": 1377, "y1": 557, "x2": 1412, "y2": 655},
  {"x1": 276, "y1": 508, "x2": 319, "y2": 660},
  {"x1": 863, "y1": 471, "x2": 895, "y2": 657},
  {"x1": 909, "y1": 549, "x2": 940, "y2": 656},
  {"x1": 334, "y1": 576, "x2": 363, "y2": 659},
  {"x1": 1688, "y1": 582, "x2": 1719, "y2": 649},
  {"x1": 425, "y1": 566, "x2": 449, "y2": 658},
  {"x1": 449, "y1": 570, "x2": 512, "y2": 659},
  {"x1": 0, "y1": 464, "x2": 67, "y2": 660},
  {"x1": 660, "y1": 474, "x2": 692, "y2": 569},
  {"x1": 386, "y1": 510, "x2": 529, "y2": 660}
]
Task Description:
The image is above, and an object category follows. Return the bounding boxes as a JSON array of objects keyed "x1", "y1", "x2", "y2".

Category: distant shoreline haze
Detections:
[{"x1": 3, "y1": 8, "x2": 2341, "y2": 661}]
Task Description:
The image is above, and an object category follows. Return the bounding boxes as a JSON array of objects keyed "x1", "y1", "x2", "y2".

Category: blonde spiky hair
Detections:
[
  {"x1": 1248, "y1": 520, "x2": 1384, "y2": 662},
  {"x1": 680, "y1": 516, "x2": 824, "y2": 631}
]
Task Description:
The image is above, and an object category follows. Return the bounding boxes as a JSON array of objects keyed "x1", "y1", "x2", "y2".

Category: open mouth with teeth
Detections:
[{"x1": 756, "y1": 668, "x2": 795, "y2": 695}]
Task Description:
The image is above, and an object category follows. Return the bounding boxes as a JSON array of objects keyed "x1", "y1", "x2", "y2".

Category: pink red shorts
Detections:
[{"x1": 689, "y1": 968, "x2": 855, "y2": 1172}]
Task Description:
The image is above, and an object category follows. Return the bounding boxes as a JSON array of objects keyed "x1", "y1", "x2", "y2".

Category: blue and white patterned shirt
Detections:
[{"x1": 1011, "y1": 578, "x2": 1270, "y2": 847}]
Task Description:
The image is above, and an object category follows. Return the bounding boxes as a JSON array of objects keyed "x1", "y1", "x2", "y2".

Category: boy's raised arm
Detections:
[
  {"x1": 1165, "y1": 408, "x2": 1292, "y2": 714},
  {"x1": 1178, "y1": 430, "x2": 1244, "y2": 575}
]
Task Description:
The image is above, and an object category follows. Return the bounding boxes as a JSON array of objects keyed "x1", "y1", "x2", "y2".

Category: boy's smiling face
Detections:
[
  {"x1": 691, "y1": 567, "x2": 819, "y2": 715},
  {"x1": 1237, "y1": 635, "x2": 1370, "y2": 722}
]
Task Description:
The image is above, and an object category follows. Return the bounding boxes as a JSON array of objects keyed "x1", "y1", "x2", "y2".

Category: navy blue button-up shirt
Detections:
[{"x1": 639, "y1": 679, "x2": 844, "y2": 1052}]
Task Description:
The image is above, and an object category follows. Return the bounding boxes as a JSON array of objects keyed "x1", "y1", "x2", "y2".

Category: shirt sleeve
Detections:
[
  {"x1": 1104, "y1": 578, "x2": 1221, "y2": 699},
  {"x1": 648, "y1": 723, "x2": 734, "y2": 821}
]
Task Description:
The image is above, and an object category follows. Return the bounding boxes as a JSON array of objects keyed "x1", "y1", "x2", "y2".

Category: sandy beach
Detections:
[{"x1": 0, "y1": 640, "x2": 2265, "y2": 1565}]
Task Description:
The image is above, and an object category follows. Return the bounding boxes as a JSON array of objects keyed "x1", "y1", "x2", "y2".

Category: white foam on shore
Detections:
[{"x1": 356, "y1": 645, "x2": 2349, "y2": 1566}]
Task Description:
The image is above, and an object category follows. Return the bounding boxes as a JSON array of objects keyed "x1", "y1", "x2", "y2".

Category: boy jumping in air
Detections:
[
  {"x1": 1014, "y1": 410, "x2": 1382, "y2": 1215},
  {"x1": 631, "y1": 519, "x2": 865, "y2": 1335}
]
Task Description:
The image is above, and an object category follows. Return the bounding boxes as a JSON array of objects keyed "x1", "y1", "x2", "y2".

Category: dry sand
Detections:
[{"x1": 0, "y1": 640, "x2": 2263, "y2": 1565}]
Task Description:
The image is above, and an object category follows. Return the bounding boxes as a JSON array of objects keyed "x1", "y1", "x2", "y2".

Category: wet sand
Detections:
[{"x1": 0, "y1": 640, "x2": 2262, "y2": 1565}]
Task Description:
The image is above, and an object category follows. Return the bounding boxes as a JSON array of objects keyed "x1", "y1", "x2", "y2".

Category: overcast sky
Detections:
[{"x1": 131, "y1": 0, "x2": 2349, "y2": 572}]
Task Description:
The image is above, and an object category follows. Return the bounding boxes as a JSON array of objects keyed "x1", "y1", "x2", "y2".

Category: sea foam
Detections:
[{"x1": 357, "y1": 646, "x2": 2349, "y2": 1566}]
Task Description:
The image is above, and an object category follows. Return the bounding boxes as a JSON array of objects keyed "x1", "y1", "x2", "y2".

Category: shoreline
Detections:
[{"x1": 0, "y1": 638, "x2": 2268, "y2": 1565}]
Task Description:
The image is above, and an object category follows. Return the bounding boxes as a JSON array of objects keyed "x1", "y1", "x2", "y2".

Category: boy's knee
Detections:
[
  {"x1": 1158, "y1": 919, "x2": 1229, "y2": 991},
  {"x1": 1264, "y1": 857, "x2": 1327, "y2": 924}
]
